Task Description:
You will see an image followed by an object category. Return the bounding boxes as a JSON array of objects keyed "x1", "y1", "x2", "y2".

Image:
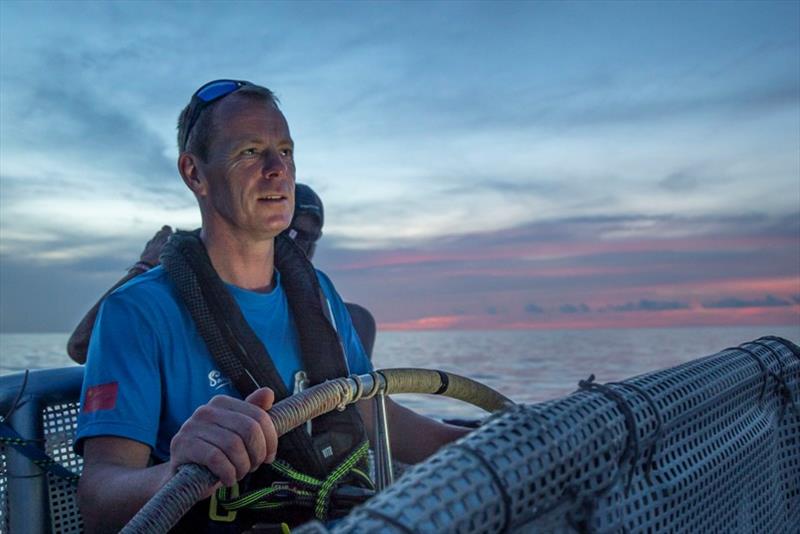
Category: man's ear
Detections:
[{"x1": 178, "y1": 153, "x2": 206, "y2": 197}]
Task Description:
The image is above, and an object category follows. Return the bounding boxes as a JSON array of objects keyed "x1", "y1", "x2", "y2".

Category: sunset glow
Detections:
[{"x1": 0, "y1": 2, "x2": 797, "y2": 334}]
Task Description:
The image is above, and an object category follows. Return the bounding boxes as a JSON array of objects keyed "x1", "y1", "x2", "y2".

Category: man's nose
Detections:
[{"x1": 261, "y1": 150, "x2": 288, "y2": 178}]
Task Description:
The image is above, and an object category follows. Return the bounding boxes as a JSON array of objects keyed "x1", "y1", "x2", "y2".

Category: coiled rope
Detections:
[{"x1": 121, "y1": 368, "x2": 513, "y2": 533}]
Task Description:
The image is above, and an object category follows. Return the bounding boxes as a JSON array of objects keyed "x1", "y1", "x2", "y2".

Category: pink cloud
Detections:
[
  {"x1": 336, "y1": 233, "x2": 796, "y2": 271},
  {"x1": 378, "y1": 305, "x2": 799, "y2": 331},
  {"x1": 323, "y1": 213, "x2": 799, "y2": 331}
]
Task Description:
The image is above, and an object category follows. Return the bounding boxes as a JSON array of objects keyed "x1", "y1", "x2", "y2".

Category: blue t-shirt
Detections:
[{"x1": 76, "y1": 266, "x2": 372, "y2": 461}]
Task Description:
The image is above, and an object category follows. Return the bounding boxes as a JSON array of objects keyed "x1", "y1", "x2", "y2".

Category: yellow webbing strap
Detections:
[
  {"x1": 313, "y1": 440, "x2": 370, "y2": 519},
  {"x1": 213, "y1": 441, "x2": 371, "y2": 521}
]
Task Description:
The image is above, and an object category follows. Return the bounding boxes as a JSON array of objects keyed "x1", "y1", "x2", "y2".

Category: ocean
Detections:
[{"x1": 1, "y1": 325, "x2": 798, "y2": 419}]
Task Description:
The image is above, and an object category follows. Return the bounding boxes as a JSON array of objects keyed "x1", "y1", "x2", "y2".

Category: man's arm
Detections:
[
  {"x1": 67, "y1": 226, "x2": 173, "y2": 363},
  {"x1": 78, "y1": 387, "x2": 278, "y2": 533},
  {"x1": 357, "y1": 397, "x2": 470, "y2": 464},
  {"x1": 79, "y1": 437, "x2": 172, "y2": 533}
]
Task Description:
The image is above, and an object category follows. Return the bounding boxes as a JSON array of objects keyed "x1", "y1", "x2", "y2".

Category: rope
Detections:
[
  {"x1": 0, "y1": 370, "x2": 80, "y2": 484},
  {"x1": 564, "y1": 484, "x2": 595, "y2": 534},
  {"x1": 757, "y1": 336, "x2": 800, "y2": 362},
  {"x1": 216, "y1": 440, "x2": 371, "y2": 521},
  {"x1": 0, "y1": 421, "x2": 80, "y2": 484},
  {"x1": 349, "y1": 467, "x2": 374, "y2": 489},
  {"x1": 750, "y1": 340, "x2": 786, "y2": 377},
  {"x1": 727, "y1": 346, "x2": 769, "y2": 402},
  {"x1": 1, "y1": 369, "x2": 29, "y2": 423},
  {"x1": 605, "y1": 381, "x2": 664, "y2": 484},
  {"x1": 578, "y1": 375, "x2": 640, "y2": 494},
  {"x1": 313, "y1": 441, "x2": 369, "y2": 519},
  {"x1": 124, "y1": 369, "x2": 511, "y2": 533},
  {"x1": 747, "y1": 341, "x2": 800, "y2": 417},
  {"x1": 737, "y1": 346, "x2": 793, "y2": 408}
]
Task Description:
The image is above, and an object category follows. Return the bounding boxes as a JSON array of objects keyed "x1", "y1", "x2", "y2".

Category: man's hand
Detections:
[
  {"x1": 168, "y1": 388, "x2": 278, "y2": 490},
  {"x1": 79, "y1": 388, "x2": 279, "y2": 532},
  {"x1": 140, "y1": 225, "x2": 173, "y2": 266}
]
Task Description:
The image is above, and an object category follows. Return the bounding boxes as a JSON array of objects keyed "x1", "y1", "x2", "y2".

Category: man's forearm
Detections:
[
  {"x1": 387, "y1": 400, "x2": 469, "y2": 463},
  {"x1": 78, "y1": 461, "x2": 171, "y2": 533},
  {"x1": 357, "y1": 398, "x2": 470, "y2": 465}
]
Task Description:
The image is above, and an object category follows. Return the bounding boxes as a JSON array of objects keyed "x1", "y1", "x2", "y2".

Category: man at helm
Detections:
[
  {"x1": 65, "y1": 183, "x2": 355, "y2": 365},
  {"x1": 76, "y1": 80, "x2": 468, "y2": 532}
]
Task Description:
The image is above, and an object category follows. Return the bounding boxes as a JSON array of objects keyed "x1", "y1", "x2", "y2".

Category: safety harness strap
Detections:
[
  {"x1": 0, "y1": 420, "x2": 80, "y2": 484},
  {"x1": 216, "y1": 440, "x2": 371, "y2": 521},
  {"x1": 160, "y1": 230, "x2": 288, "y2": 399},
  {"x1": 162, "y1": 230, "x2": 374, "y2": 530},
  {"x1": 161, "y1": 230, "x2": 326, "y2": 479}
]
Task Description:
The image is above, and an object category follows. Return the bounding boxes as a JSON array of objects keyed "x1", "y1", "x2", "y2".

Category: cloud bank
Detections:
[{"x1": 0, "y1": 2, "x2": 798, "y2": 333}]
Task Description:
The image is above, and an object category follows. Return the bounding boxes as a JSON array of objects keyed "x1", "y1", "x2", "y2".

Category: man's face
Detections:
[{"x1": 195, "y1": 95, "x2": 296, "y2": 241}]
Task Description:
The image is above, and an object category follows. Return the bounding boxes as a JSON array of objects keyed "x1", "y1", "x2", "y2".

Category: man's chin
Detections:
[{"x1": 256, "y1": 220, "x2": 293, "y2": 241}]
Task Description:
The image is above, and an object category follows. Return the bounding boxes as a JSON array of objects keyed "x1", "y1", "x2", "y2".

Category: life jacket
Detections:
[{"x1": 160, "y1": 230, "x2": 372, "y2": 532}]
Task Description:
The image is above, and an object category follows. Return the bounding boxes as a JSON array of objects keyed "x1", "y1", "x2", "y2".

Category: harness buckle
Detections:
[{"x1": 209, "y1": 482, "x2": 240, "y2": 522}]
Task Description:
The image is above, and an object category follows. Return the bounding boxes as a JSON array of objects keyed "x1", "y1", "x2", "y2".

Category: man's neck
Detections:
[{"x1": 199, "y1": 226, "x2": 276, "y2": 293}]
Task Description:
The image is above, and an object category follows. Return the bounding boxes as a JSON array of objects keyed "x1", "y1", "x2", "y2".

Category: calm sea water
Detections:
[{"x1": 1, "y1": 326, "x2": 797, "y2": 419}]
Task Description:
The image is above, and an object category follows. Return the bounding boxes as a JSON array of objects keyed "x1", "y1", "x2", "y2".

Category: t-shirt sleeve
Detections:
[
  {"x1": 75, "y1": 288, "x2": 162, "y2": 454},
  {"x1": 316, "y1": 270, "x2": 373, "y2": 376}
]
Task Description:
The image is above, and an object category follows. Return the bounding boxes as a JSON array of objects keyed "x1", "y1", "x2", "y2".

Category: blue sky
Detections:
[{"x1": 1, "y1": 1, "x2": 798, "y2": 333}]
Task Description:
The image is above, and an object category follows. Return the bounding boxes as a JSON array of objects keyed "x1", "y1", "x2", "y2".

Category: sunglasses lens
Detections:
[
  {"x1": 182, "y1": 80, "x2": 251, "y2": 150},
  {"x1": 196, "y1": 80, "x2": 243, "y2": 102}
]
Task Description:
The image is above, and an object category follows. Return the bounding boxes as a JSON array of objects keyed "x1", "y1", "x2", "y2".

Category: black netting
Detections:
[
  {"x1": 0, "y1": 447, "x2": 8, "y2": 534},
  {"x1": 297, "y1": 336, "x2": 800, "y2": 533},
  {"x1": 43, "y1": 402, "x2": 83, "y2": 534},
  {"x1": 0, "y1": 399, "x2": 84, "y2": 534},
  {"x1": 2, "y1": 337, "x2": 798, "y2": 533}
]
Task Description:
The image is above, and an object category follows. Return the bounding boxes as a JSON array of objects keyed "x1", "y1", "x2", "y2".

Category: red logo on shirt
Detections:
[{"x1": 83, "y1": 382, "x2": 119, "y2": 413}]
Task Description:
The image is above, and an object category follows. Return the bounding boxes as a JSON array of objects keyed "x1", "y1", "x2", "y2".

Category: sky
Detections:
[{"x1": 0, "y1": 1, "x2": 798, "y2": 333}]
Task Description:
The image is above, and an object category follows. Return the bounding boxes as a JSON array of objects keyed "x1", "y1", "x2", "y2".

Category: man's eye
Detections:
[
  {"x1": 241, "y1": 148, "x2": 258, "y2": 156},
  {"x1": 281, "y1": 148, "x2": 293, "y2": 157}
]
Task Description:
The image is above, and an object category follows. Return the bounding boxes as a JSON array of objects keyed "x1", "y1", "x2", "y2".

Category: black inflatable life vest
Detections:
[{"x1": 160, "y1": 230, "x2": 371, "y2": 531}]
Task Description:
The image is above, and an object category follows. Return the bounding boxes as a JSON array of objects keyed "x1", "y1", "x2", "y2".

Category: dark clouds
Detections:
[
  {"x1": 524, "y1": 304, "x2": 544, "y2": 314},
  {"x1": 702, "y1": 295, "x2": 793, "y2": 309},
  {"x1": 13, "y1": 57, "x2": 177, "y2": 185},
  {"x1": 1, "y1": 2, "x2": 798, "y2": 332},
  {"x1": 560, "y1": 304, "x2": 591, "y2": 314},
  {"x1": 1, "y1": 205, "x2": 795, "y2": 332},
  {"x1": 609, "y1": 300, "x2": 691, "y2": 312},
  {"x1": 317, "y1": 211, "x2": 799, "y2": 325}
]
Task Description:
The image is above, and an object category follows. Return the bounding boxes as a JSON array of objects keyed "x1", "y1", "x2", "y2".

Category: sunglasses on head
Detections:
[{"x1": 180, "y1": 79, "x2": 252, "y2": 152}]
